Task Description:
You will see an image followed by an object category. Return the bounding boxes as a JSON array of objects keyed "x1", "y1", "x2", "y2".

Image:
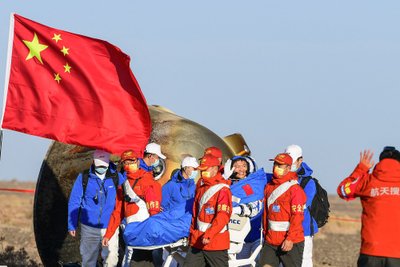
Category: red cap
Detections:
[
  {"x1": 204, "y1": 146, "x2": 222, "y2": 159},
  {"x1": 198, "y1": 154, "x2": 220, "y2": 171},
  {"x1": 270, "y1": 153, "x2": 293, "y2": 166},
  {"x1": 121, "y1": 150, "x2": 138, "y2": 161}
]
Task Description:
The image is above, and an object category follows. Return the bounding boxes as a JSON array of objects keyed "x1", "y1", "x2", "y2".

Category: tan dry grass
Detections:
[
  {"x1": 0, "y1": 181, "x2": 41, "y2": 264},
  {"x1": 313, "y1": 195, "x2": 362, "y2": 267}
]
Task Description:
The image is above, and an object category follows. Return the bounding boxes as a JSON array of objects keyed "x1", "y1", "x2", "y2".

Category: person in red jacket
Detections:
[
  {"x1": 259, "y1": 153, "x2": 306, "y2": 267},
  {"x1": 203, "y1": 146, "x2": 223, "y2": 164},
  {"x1": 183, "y1": 154, "x2": 233, "y2": 267},
  {"x1": 337, "y1": 148, "x2": 400, "y2": 266},
  {"x1": 102, "y1": 150, "x2": 162, "y2": 267}
]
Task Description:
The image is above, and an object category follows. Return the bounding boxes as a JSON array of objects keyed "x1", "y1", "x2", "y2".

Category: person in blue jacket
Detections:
[
  {"x1": 162, "y1": 156, "x2": 198, "y2": 217},
  {"x1": 68, "y1": 149, "x2": 124, "y2": 267},
  {"x1": 157, "y1": 156, "x2": 198, "y2": 266},
  {"x1": 285, "y1": 144, "x2": 318, "y2": 267},
  {"x1": 224, "y1": 155, "x2": 267, "y2": 261}
]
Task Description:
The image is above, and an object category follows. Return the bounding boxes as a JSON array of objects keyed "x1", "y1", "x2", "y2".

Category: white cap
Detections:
[
  {"x1": 284, "y1": 144, "x2": 303, "y2": 162},
  {"x1": 93, "y1": 149, "x2": 110, "y2": 167},
  {"x1": 181, "y1": 156, "x2": 199, "y2": 168},
  {"x1": 145, "y1": 143, "x2": 166, "y2": 159}
]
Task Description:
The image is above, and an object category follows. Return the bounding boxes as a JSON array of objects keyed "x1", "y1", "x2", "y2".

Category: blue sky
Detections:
[{"x1": 0, "y1": 1, "x2": 399, "y2": 193}]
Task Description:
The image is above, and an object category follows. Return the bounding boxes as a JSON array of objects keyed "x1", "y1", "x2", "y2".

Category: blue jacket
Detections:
[
  {"x1": 230, "y1": 169, "x2": 268, "y2": 243},
  {"x1": 68, "y1": 163, "x2": 125, "y2": 231},
  {"x1": 124, "y1": 170, "x2": 195, "y2": 247},
  {"x1": 161, "y1": 170, "x2": 196, "y2": 218},
  {"x1": 231, "y1": 169, "x2": 267, "y2": 208},
  {"x1": 139, "y1": 158, "x2": 153, "y2": 172},
  {"x1": 297, "y1": 162, "x2": 318, "y2": 236}
]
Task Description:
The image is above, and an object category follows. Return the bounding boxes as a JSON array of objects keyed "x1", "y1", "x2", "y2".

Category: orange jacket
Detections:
[
  {"x1": 263, "y1": 172, "x2": 306, "y2": 246},
  {"x1": 189, "y1": 173, "x2": 232, "y2": 251},
  {"x1": 104, "y1": 169, "x2": 161, "y2": 239},
  {"x1": 337, "y1": 159, "x2": 400, "y2": 258}
]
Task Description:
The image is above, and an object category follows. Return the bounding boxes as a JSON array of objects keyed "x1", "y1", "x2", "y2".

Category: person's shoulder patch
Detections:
[{"x1": 205, "y1": 207, "x2": 215, "y2": 214}]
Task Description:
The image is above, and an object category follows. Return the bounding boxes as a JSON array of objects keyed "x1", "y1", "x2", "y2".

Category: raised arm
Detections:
[{"x1": 337, "y1": 150, "x2": 374, "y2": 200}]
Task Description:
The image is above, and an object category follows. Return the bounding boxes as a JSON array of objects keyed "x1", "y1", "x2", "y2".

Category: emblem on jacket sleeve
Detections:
[
  {"x1": 205, "y1": 207, "x2": 215, "y2": 214},
  {"x1": 272, "y1": 204, "x2": 280, "y2": 212}
]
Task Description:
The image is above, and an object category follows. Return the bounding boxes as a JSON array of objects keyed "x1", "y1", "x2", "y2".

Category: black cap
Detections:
[{"x1": 379, "y1": 146, "x2": 400, "y2": 162}]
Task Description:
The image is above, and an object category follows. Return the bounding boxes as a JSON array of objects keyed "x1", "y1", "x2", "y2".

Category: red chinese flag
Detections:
[
  {"x1": 242, "y1": 184, "x2": 254, "y2": 196},
  {"x1": 1, "y1": 14, "x2": 151, "y2": 154}
]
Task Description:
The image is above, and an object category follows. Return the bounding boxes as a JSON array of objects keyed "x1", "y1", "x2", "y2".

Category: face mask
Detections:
[
  {"x1": 124, "y1": 163, "x2": 138, "y2": 173},
  {"x1": 290, "y1": 164, "x2": 298, "y2": 172},
  {"x1": 189, "y1": 170, "x2": 198, "y2": 180},
  {"x1": 95, "y1": 166, "x2": 108, "y2": 175},
  {"x1": 273, "y1": 166, "x2": 285, "y2": 177},
  {"x1": 152, "y1": 159, "x2": 160, "y2": 167},
  {"x1": 202, "y1": 171, "x2": 211, "y2": 178}
]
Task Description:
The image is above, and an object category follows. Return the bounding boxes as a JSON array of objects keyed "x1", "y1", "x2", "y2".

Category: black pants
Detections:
[
  {"x1": 152, "y1": 248, "x2": 164, "y2": 267},
  {"x1": 258, "y1": 241, "x2": 304, "y2": 267},
  {"x1": 358, "y1": 254, "x2": 400, "y2": 267},
  {"x1": 182, "y1": 246, "x2": 229, "y2": 267},
  {"x1": 130, "y1": 249, "x2": 154, "y2": 267}
]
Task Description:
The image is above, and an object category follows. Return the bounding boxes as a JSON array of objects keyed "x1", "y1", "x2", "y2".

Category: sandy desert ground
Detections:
[{"x1": 0, "y1": 180, "x2": 363, "y2": 266}]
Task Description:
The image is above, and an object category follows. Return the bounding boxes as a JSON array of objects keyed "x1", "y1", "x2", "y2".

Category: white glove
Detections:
[
  {"x1": 247, "y1": 200, "x2": 263, "y2": 217},
  {"x1": 223, "y1": 159, "x2": 234, "y2": 179},
  {"x1": 233, "y1": 205, "x2": 251, "y2": 217},
  {"x1": 240, "y1": 204, "x2": 251, "y2": 217},
  {"x1": 232, "y1": 206, "x2": 242, "y2": 215},
  {"x1": 122, "y1": 180, "x2": 141, "y2": 203}
]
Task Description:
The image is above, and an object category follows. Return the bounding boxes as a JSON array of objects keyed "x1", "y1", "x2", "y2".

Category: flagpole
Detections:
[{"x1": 0, "y1": 13, "x2": 15, "y2": 159}]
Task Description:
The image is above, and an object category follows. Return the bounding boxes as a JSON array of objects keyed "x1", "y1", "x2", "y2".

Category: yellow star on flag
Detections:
[
  {"x1": 54, "y1": 73, "x2": 62, "y2": 84},
  {"x1": 22, "y1": 32, "x2": 48, "y2": 64},
  {"x1": 64, "y1": 63, "x2": 72, "y2": 73},
  {"x1": 61, "y1": 46, "x2": 69, "y2": 56},
  {"x1": 52, "y1": 33, "x2": 62, "y2": 43}
]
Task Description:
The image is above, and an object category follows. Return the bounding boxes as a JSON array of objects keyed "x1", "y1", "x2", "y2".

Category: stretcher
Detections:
[
  {"x1": 127, "y1": 214, "x2": 262, "y2": 267},
  {"x1": 128, "y1": 237, "x2": 188, "y2": 266}
]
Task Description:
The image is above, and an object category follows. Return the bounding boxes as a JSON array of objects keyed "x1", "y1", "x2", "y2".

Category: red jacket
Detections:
[
  {"x1": 189, "y1": 173, "x2": 232, "y2": 251},
  {"x1": 263, "y1": 172, "x2": 306, "y2": 246},
  {"x1": 104, "y1": 169, "x2": 161, "y2": 239},
  {"x1": 337, "y1": 159, "x2": 400, "y2": 258}
]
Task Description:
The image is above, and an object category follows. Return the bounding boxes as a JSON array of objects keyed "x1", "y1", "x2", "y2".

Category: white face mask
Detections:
[
  {"x1": 291, "y1": 164, "x2": 298, "y2": 172},
  {"x1": 152, "y1": 159, "x2": 160, "y2": 167},
  {"x1": 189, "y1": 170, "x2": 198, "y2": 180},
  {"x1": 95, "y1": 166, "x2": 108, "y2": 175}
]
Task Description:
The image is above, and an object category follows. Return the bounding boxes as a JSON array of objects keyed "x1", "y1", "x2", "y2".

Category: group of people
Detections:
[{"x1": 67, "y1": 142, "x2": 400, "y2": 267}]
